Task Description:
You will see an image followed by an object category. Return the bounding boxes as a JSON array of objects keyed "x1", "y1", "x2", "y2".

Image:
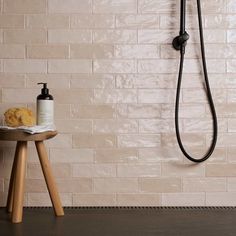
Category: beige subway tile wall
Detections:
[{"x1": 0, "y1": 0, "x2": 235, "y2": 206}]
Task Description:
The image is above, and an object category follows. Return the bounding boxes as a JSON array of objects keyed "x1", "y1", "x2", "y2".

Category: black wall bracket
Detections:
[{"x1": 172, "y1": 31, "x2": 190, "y2": 51}]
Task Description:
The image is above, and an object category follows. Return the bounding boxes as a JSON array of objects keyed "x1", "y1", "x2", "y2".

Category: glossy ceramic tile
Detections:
[{"x1": 0, "y1": 0, "x2": 234, "y2": 207}]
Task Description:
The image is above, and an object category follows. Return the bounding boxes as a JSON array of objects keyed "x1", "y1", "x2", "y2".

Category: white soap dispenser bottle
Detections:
[{"x1": 37, "y1": 83, "x2": 54, "y2": 126}]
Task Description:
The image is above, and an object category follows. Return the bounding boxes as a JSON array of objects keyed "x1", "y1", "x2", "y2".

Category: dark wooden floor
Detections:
[{"x1": 1, "y1": 207, "x2": 236, "y2": 236}]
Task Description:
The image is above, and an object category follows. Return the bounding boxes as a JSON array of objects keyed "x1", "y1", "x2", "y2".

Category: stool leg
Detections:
[
  {"x1": 12, "y1": 141, "x2": 27, "y2": 223},
  {"x1": 6, "y1": 142, "x2": 20, "y2": 213},
  {"x1": 35, "y1": 141, "x2": 64, "y2": 216}
]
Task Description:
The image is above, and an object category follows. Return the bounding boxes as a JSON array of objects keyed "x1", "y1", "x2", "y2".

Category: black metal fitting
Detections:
[{"x1": 172, "y1": 31, "x2": 190, "y2": 51}]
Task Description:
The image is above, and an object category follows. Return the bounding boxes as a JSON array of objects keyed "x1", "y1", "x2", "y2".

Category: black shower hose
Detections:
[{"x1": 174, "y1": 0, "x2": 218, "y2": 162}]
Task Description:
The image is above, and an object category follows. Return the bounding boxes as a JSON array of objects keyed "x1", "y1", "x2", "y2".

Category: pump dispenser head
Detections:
[{"x1": 38, "y1": 82, "x2": 49, "y2": 95}]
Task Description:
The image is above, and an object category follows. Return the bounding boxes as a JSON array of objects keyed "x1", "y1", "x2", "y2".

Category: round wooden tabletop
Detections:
[{"x1": 0, "y1": 130, "x2": 57, "y2": 141}]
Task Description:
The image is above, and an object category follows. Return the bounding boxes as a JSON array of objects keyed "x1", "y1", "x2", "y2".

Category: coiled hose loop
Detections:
[{"x1": 174, "y1": 0, "x2": 218, "y2": 162}]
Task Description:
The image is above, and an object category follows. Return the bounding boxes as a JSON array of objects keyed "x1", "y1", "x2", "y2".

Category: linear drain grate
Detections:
[{"x1": 20, "y1": 206, "x2": 236, "y2": 211}]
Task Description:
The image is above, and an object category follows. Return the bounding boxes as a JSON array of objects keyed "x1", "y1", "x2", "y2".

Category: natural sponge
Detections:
[{"x1": 4, "y1": 107, "x2": 36, "y2": 127}]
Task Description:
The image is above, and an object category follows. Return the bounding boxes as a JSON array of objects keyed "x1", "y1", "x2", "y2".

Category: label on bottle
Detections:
[{"x1": 37, "y1": 100, "x2": 54, "y2": 126}]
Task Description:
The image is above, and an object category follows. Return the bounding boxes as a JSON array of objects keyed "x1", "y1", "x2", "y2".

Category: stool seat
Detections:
[
  {"x1": 1, "y1": 129, "x2": 64, "y2": 223},
  {"x1": 0, "y1": 130, "x2": 57, "y2": 141}
]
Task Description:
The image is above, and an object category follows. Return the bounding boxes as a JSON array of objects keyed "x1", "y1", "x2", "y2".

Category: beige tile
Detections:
[
  {"x1": 0, "y1": 44, "x2": 25, "y2": 59},
  {"x1": 26, "y1": 74, "x2": 70, "y2": 89},
  {"x1": 48, "y1": 0, "x2": 92, "y2": 13},
  {"x1": 73, "y1": 134, "x2": 116, "y2": 148},
  {"x1": 116, "y1": 104, "x2": 162, "y2": 118},
  {"x1": 189, "y1": 29, "x2": 226, "y2": 44},
  {"x1": 94, "y1": 178, "x2": 138, "y2": 193},
  {"x1": 115, "y1": 45, "x2": 159, "y2": 59},
  {"x1": 93, "y1": 30, "x2": 137, "y2": 43},
  {"x1": 227, "y1": 60, "x2": 236, "y2": 72},
  {"x1": 55, "y1": 119, "x2": 92, "y2": 133},
  {"x1": 4, "y1": 59, "x2": 47, "y2": 73},
  {"x1": 71, "y1": 104, "x2": 115, "y2": 119},
  {"x1": 117, "y1": 164, "x2": 161, "y2": 177},
  {"x1": 228, "y1": 0, "x2": 236, "y2": 13},
  {"x1": 94, "y1": 59, "x2": 136, "y2": 73},
  {"x1": 160, "y1": 14, "x2": 198, "y2": 29},
  {"x1": 186, "y1": 147, "x2": 226, "y2": 163},
  {"x1": 0, "y1": 162, "x2": 12, "y2": 178},
  {"x1": 115, "y1": 74, "x2": 175, "y2": 89},
  {"x1": 227, "y1": 177, "x2": 236, "y2": 191},
  {"x1": 50, "y1": 148, "x2": 93, "y2": 163},
  {"x1": 118, "y1": 134, "x2": 160, "y2": 148},
  {"x1": 28, "y1": 163, "x2": 71, "y2": 178},
  {"x1": 140, "y1": 178, "x2": 181, "y2": 193},
  {"x1": 161, "y1": 104, "x2": 205, "y2": 119},
  {"x1": 139, "y1": 147, "x2": 181, "y2": 162},
  {"x1": 93, "y1": 0, "x2": 137, "y2": 13},
  {"x1": 138, "y1": 29, "x2": 173, "y2": 44},
  {"x1": 184, "y1": 59, "x2": 225, "y2": 74},
  {"x1": 25, "y1": 179, "x2": 47, "y2": 192},
  {"x1": 228, "y1": 89, "x2": 236, "y2": 102},
  {"x1": 27, "y1": 164, "x2": 43, "y2": 179},
  {"x1": 54, "y1": 104, "x2": 71, "y2": 119},
  {"x1": 206, "y1": 133, "x2": 236, "y2": 147},
  {"x1": 227, "y1": 119, "x2": 236, "y2": 132},
  {"x1": 52, "y1": 89, "x2": 93, "y2": 104},
  {"x1": 138, "y1": 89, "x2": 175, "y2": 103},
  {"x1": 117, "y1": 194, "x2": 160, "y2": 206},
  {"x1": 206, "y1": 193, "x2": 236, "y2": 206},
  {"x1": 139, "y1": 119, "x2": 174, "y2": 133},
  {"x1": 138, "y1": 0, "x2": 177, "y2": 13},
  {"x1": 4, "y1": 29, "x2": 46, "y2": 44},
  {"x1": 73, "y1": 194, "x2": 116, "y2": 206},
  {"x1": 26, "y1": 14, "x2": 69, "y2": 28},
  {"x1": 183, "y1": 119, "x2": 227, "y2": 133},
  {"x1": 228, "y1": 30, "x2": 236, "y2": 43},
  {"x1": 51, "y1": 163, "x2": 72, "y2": 178},
  {"x1": 46, "y1": 133, "x2": 72, "y2": 148},
  {"x1": 206, "y1": 164, "x2": 236, "y2": 177},
  {"x1": 162, "y1": 193, "x2": 205, "y2": 206},
  {"x1": 95, "y1": 148, "x2": 138, "y2": 163},
  {"x1": 183, "y1": 178, "x2": 226, "y2": 192},
  {"x1": 2, "y1": 88, "x2": 38, "y2": 103},
  {"x1": 70, "y1": 44, "x2": 114, "y2": 59},
  {"x1": 0, "y1": 73, "x2": 25, "y2": 88},
  {"x1": 48, "y1": 30, "x2": 92, "y2": 43},
  {"x1": 94, "y1": 89, "x2": 137, "y2": 103},
  {"x1": 0, "y1": 15, "x2": 24, "y2": 28},
  {"x1": 56, "y1": 178, "x2": 92, "y2": 193},
  {"x1": 71, "y1": 74, "x2": 115, "y2": 88},
  {"x1": 228, "y1": 148, "x2": 236, "y2": 162},
  {"x1": 48, "y1": 60, "x2": 92, "y2": 73},
  {"x1": 0, "y1": 30, "x2": 3, "y2": 43},
  {"x1": 93, "y1": 119, "x2": 138, "y2": 133},
  {"x1": 195, "y1": 0, "x2": 226, "y2": 14},
  {"x1": 0, "y1": 179, "x2": 4, "y2": 193},
  {"x1": 27, "y1": 45, "x2": 69, "y2": 59},
  {"x1": 71, "y1": 14, "x2": 115, "y2": 28},
  {"x1": 4, "y1": 0, "x2": 46, "y2": 13},
  {"x1": 116, "y1": 14, "x2": 158, "y2": 29},
  {"x1": 162, "y1": 163, "x2": 205, "y2": 177},
  {"x1": 138, "y1": 59, "x2": 177, "y2": 73},
  {"x1": 205, "y1": 14, "x2": 236, "y2": 29},
  {"x1": 72, "y1": 164, "x2": 116, "y2": 177},
  {"x1": 183, "y1": 89, "x2": 226, "y2": 103}
]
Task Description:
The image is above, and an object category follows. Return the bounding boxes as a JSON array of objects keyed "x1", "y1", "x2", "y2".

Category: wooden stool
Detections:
[{"x1": 0, "y1": 130, "x2": 64, "y2": 223}]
